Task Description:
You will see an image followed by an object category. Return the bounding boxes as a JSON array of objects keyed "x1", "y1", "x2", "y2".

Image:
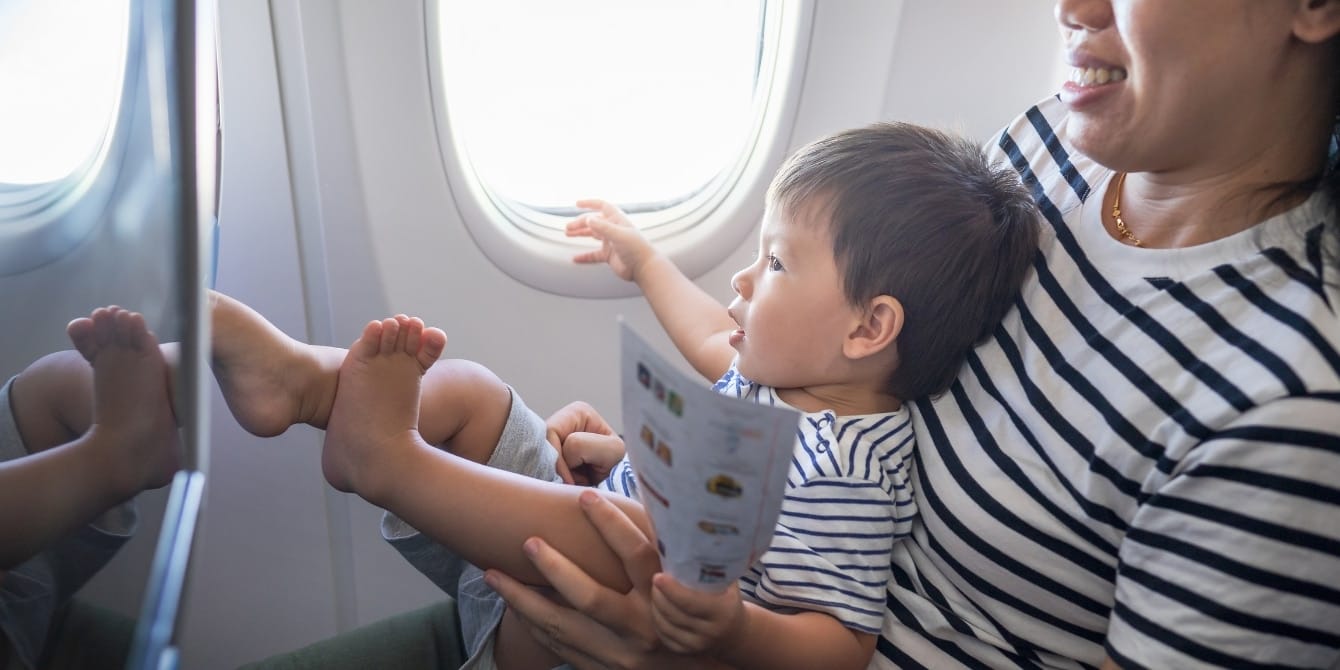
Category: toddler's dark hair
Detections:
[{"x1": 768, "y1": 122, "x2": 1040, "y2": 399}]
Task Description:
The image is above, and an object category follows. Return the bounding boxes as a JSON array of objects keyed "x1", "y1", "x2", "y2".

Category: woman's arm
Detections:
[
  {"x1": 488, "y1": 490, "x2": 735, "y2": 669},
  {"x1": 1102, "y1": 395, "x2": 1340, "y2": 668}
]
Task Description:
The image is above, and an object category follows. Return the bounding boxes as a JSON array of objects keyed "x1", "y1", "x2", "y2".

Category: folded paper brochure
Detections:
[{"x1": 618, "y1": 321, "x2": 798, "y2": 592}]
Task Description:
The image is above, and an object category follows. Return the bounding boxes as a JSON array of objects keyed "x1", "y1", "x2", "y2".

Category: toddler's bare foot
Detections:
[
  {"x1": 66, "y1": 307, "x2": 181, "y2": 493},
  {"x1": 209, "y1": 290, "x2": 345, "y2": 436},
  {"x1": 322, "y1": 315, "x2": 446, "y2": 496}
]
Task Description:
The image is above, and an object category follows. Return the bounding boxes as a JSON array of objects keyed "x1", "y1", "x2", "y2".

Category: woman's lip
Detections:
[
  {"x1": 1059, "y1": 51, "x2": 1127, "y2": 111},
  {"x1": 1059, "y1": 77, "x2": 1121, "y2": 111},
  {"x1": 729, "y1": 329, "x2": 745, "y2": 347},
  {"x1": 1067, "y1": 57, "x2": 1121, "y2": 70},
  {"x1": 1065, "y1": 47, "x2": 1123, "y2": 70}
]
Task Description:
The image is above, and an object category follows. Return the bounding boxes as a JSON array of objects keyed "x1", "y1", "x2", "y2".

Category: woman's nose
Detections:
[{"x1": 1054, "y1": 0, "x2": 1113, "y2": 35}]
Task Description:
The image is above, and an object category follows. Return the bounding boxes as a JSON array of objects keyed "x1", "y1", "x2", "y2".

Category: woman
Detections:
[{"x1": 487, "y1": 1, "x2": 1340, "y2": 667}]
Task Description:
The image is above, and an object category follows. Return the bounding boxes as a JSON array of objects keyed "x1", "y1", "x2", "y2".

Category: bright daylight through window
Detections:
[
  {"x1": 438, "y1": 0, "x2": 764, "y2": 223},
  {"x1": 0, "y1": 0, "x2": 129, "y2": 185}
]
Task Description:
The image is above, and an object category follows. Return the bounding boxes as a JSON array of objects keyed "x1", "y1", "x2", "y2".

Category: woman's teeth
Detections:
[{"x1": 1069, "y1": 66, "x2": 1126, "y2": 86}]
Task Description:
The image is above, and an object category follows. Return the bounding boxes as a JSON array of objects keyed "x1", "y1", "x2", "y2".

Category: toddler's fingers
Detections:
[
  {"x1": 651, "y1": 573, "x2": 719, "y2": 614},
  {"x1": 571, "y1": 248, "x2": 611, "y2": 265},
  {"x1": 545, "y1": 401, "x2": 616, "y2": 441},
  {"x1": 649, "y1": 601, "x2": 704, "y2": 654},
  {"x1": 574, "y1": 197, "x2": 615, "y2": 214},
  {"x1": 544, "y1": 425, "x2": 576, "y2": 484},
  {"x1": 575, "y1": 198, "x2": 634, "y2": 227},
  {"x1": 553, "y1": 454, "x2": 575, "y2": 484},
  {"x1": 564, "y1": 432, "x2": 625, "y2": 469},
  {"x1": 650, "y1": 578, "x2": 700, "y2": 628},
  {"x1": 564, "y1": 215, "x2": 595, "y2": 236}
]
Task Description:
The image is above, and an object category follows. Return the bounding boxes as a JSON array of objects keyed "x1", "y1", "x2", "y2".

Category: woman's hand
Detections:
[{"x1": 487, "y1": 490, "x2": 730, "y2": 669}]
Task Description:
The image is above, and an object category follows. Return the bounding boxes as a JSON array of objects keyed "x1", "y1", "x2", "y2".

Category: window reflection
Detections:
[{"x1": 0, "y1": 0, "x2": 130, "y2": 185}]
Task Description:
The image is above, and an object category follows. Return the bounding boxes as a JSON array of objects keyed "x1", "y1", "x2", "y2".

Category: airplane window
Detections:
[
  {"x1": 438, "y1": 0, "x2": 762, "y2": 220},
  {"x1": 430, "y1": 0, "x2": 806, "y2": 297},
  {"x1": 0, "y1": 0, "x2": 130, "y2": 185}
]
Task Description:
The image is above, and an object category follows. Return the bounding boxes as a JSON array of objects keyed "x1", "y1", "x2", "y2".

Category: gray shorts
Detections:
[
  {"x1": 381, "y1": 386, "x2": 568, "y2": 670},
  {"x1": 0, "y1": 376, "x2": 138, "y2": 669}
]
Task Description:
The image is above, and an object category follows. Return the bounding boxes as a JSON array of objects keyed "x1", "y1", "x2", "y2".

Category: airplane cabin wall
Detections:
[{"x1": 186, "y1": 1, "x2": 1062, "y2": 666}]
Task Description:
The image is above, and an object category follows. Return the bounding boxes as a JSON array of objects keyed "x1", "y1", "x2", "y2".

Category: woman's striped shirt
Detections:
[{"x1": 879, "y1": 96, "x2": 1340, "y2": 669}]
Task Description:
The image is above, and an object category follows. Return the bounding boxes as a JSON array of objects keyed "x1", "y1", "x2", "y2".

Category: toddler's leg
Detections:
[
  {"x1": 210, "y1": 290, "x2": 510, "y2": 462},
  {"x1": 8, "y1": 350, "x2": 94, "y2": 455},
  {"x1": 416, "y1": 358, "x2": 513, "y2": 465},
  {"x1": 321, "y1": 315, "x2": 446, "y2": 493},
  {"x1": 0, "y1": 307, "x2": 179, "y2": 567},
  {"x1": 323, "y1": 314, "x2": 653, "y2": 589},
  {"x1": 209, "y1": 290, "x2": 346, "y2": 436},
  {"x1": 65, "y1": 307, "x2": 181, "y2": 490},
  {"x1": 13, "y1": 291, "x2": 510, "y2": 467},
  {"x1": 10, "y1": 291, "x2": 323, "y2": 449}
]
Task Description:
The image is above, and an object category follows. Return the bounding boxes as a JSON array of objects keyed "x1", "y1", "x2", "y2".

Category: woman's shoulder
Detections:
[
  {"x1": 985, "y1": 95, "x2": 1103, "y2": 217},
  {"x1": 1250, "y1": 198, "x2": 1340, "y2": 342}
]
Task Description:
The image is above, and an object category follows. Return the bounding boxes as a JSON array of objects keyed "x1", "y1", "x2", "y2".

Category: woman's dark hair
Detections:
[
  {"x1": 1258, "y1": 39, "x2": 1338, "y2": 271},
  {"x1": 1328, "y1": 43, "x2": 1340, "y2": 208}
]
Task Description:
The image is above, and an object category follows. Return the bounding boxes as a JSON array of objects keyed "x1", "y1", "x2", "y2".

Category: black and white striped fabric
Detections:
[
  {"x1": 882, "y1": 96, "x2": 1340, "y2": 669},
  {"x1": 600, "y1": 361, "x2": 916, "y2": 633}
]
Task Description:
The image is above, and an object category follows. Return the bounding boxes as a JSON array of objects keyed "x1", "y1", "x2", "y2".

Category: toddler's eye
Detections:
[{"x1": 767, "y1": 254, "x2": 783, "y2": 271}]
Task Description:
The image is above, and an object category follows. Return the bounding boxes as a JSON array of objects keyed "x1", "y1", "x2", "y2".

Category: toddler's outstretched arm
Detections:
[{"x1": 567, "y1": 198, "x2": 736, "y2": 382}]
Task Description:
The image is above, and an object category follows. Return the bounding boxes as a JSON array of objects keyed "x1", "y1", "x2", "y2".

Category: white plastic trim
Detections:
[{"x1": 424, "y1": 0, "x2": 815, "y2": 298}]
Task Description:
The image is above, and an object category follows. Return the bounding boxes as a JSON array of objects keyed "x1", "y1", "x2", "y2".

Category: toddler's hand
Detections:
[
  {"x1": 649, "y1": 573, "x2": 746, "y2": 656},
  {"x1": 545, "y1": 401, "x2": 617, "y2": 484},
  {"x1": 560, "y1": 431, "x2": 625, "y2": 486},
  {"x1": 565, "y1": 198, "x2": 658, "y2": 283}
]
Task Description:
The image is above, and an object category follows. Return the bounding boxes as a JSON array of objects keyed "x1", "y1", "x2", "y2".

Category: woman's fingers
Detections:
[
  {"x1": 519, "y1": 535, "x2": 632, "y2": 619},
  {"x1": 577, "y1": 490, "x2": 660, "y2": 593},
  {"x1": 488, "y1": 569, "x2": 622, "y2": 669}
]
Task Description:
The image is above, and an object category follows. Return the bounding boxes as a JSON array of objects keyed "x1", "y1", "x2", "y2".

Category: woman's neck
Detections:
[
  {"x1": 1102, "y1": 95, "x2": 1332, "y2": 249},
  {"x1": 1104, "y1": 168, "x2": 1316, "y2": 249}
]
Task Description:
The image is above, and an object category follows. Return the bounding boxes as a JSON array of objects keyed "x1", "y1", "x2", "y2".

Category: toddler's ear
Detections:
[{"x1": 845, "y1": 295, "x2": 902, "y2": 360}]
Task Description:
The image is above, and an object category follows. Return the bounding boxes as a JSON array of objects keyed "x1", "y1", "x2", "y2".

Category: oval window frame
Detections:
[
  {"x1": 0, "y1": 0, "x2": 140, "y2": 277},
  {"x1": 424, "y1": 0, "x2": 813, "y2": 298}
]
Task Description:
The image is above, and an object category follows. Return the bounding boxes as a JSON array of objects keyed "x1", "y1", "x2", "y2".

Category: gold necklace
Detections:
[{"x1": 1111, "y1": 172, "x2": 1143, "y2": 247}]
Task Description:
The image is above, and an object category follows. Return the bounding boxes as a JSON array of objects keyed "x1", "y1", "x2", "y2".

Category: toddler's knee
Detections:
[
  {"x1": 433, "y1": 358, "x2": 508, "y2": 398},
  {"x1": 423, "y1": 358, "x2": 513, "y2": 462}
]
